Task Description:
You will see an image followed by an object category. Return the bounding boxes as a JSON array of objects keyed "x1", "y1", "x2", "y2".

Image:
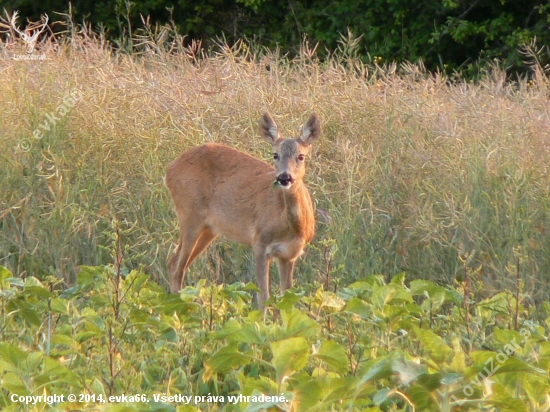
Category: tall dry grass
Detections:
[{"x1": 1, "y1": 27, "x2": 550, "y2": 303}]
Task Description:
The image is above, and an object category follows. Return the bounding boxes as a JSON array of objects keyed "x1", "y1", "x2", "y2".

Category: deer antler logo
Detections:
[{"x1": 6, "y1": 11, "x2": 49, "y2": 54}]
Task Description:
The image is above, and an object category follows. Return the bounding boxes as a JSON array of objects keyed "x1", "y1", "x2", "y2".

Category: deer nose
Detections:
[{"x1": 277, "y1": 173, "x2": 293, "y2": 187}]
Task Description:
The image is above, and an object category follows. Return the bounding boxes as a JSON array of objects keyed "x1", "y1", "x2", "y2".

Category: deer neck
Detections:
[{"x1": 279, "y1": 181, "x2": 315, "y2": 241}]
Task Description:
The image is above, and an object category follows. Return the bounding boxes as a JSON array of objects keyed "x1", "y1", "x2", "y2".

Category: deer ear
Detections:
[
  {"x1": 260, "y1": 112, "x2": 279, "y2": 145},
  {"x1": 299, "y1": 113, "x2": 321, "y2": 146}
]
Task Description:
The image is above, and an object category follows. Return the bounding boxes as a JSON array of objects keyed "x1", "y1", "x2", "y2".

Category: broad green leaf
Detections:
[
  {"x1": 180, "y1": 280, "x2": 206, "y2": 300},
  {"x1": 240, "y1": 282, "x2": 261, "y2": 292},
  {"x1": 478, "y1": 292, "x2": 511, "y2": 315},
  {"x1": 407, "y1": 383, "x2": 438, "y2": 410},
  {"x1": 81, "y1": 312, "x2": 106, "y2": 331},
  {"x1": 77, "y1": 266, "x2": 106, "y2": 289},
  {"x1": 493, "y1": 328, "x2": 525, "y2": 348},
  {"x1": 7, "y1": 277, "x2": 25, "y2": 288},
  {"x1": 346, "y1": 281, "x2": 373, "y2": 293},
  {"x1": 449, "y1": 337, "x2": 467, "y2": 372},
  {"x1": 23, "y1": 277, "x2": 52, "y2": 299},
  {"x1": 0, "y1": 288, "x2": 16, "y2": 300},
  {"x1": 0, "y1": 343, "x2": 28, "y2": 367},
  {"x1": 416, "y1": 283, "x2": 446, "y2": 299},
  {"x1": 413, "y1": 327, "x2": 453, "y2": 363},
  {"x1": 372, "y1": 285, "x2": 412, "y2": 309},
  {"x1": 489, "y1": 383, "x2": 529, "y2": 412},
  {"x1": 51, "y1": 334, "x2": 79, "y2": 350},
  {"x1": 212, "y1": 319, "x2": 264, "y2": 344},
  {"x1": 160, "y1": 294, "x2": 201, "y2": 317},
  {"x1": 220, "y1": 288, "x2": 251, "y2": 306},
  {"x1": 128, "y1": 307, "x2": 151, "y2": 325},
  {"x1": 322, "y1": 376, "x2": 361, "y2": 403},
  {"x1": 0, "y1": 266, "x2": 13, "y2": 280},
  {"x1": 416, "y1": 372, "x2": 443, "y2": 391},
  {"x1": 411, "y1": 280, "x2": 461, "y2": 306},
  {"x1": 409, "y1": 279, "x2": 434, "y2": 295},
  {"x1": 34, "y1": 357, "x2": 81, "y2": 388},
  {"x1": 371, "y1": 285, "x2": 396, "y2": 309},
  {"x1": 522, "y1": 373, "x2": 549, "y2": 405},
  {"x1": 230, "y1": 323, "x2": 265, "y2": 345},
  {"x1": 357, "y1": 356, "x2": 395, "y2": 386},
  {"x1": 91, "y1": 378, "x2": 106, "y2": 397},
  {"x1": 404, "y1": 302, "x2": 422, "y2": 316},
  {"x1": 345, "y1": 298, "x2": 372, "y2": 318},
  {"x1": 444, "y1": 288, "x2": 463, "y2": 304},
  {"x1": 125, "y1": 271, "x2": 149, "y2": 291},
  {"x1": 247, "y1": 310, "x2": 264, "y2": 322},
  {"x1": 420, "y1": 289, "x2": 445, "y2": 312},
  {"x1": 318, "y1": 291, "x2": 346, "y2": 310},
  {"x1": 160, "y1": 322, "x2": 178, "y2": 342},
  {"x1": 271, "y1": 337, "x2": 310, "y2": 384},
  {"x1": 59, "y1": 285, "x2": 80, "y2": 298},
  {"x1": 86, "y1": 294, "x2": 110, "y2": 310},
  {"x1": 76, "y1": 331, "x2": 101, "y2": 343},
  {"x1": 10, "y1": 298, "x2": 42, "y2": 326},
  {"x1": 212, "y1": 319, "x2": 241, "y2": 339},
  {"x1": 312, "y1": 340, "x2": 350, "y2": 375},
  {"x1": 203, "y1": 342, "x2": 251, "y2": 381},
  {"x1": 239, "y1": 374, "x2": 279, "y2": 395},
  {"x1": 51, "y1": 297, "x2": 70, "y2": 314},
  {"x1": 340, "y1": 279, "x2": 379, "y2": 299},
  {"x1": 470, "y1": 351, "x2": 545, "y2": 375},
  {"x1": 390, "y1": 273, "x2": 406, "y2": 285},
  {"x1": 292, "y1": 379, "x2": 323, "y2": 411},
  {"x1": 1, "y1": 371, "x2": 28, "y2": 394},
  {"x1": 21, "y1": 351, "x2": 43, "y2": 373},
  {"x1": 365, "y1": 276, "x2": 386, "y2": 287},
  {"x1": 281, "y1": 308, "x2": 320, "y2": 339},
  {"x1": 276, "y1": 290, "x2": 303, "y2": 311},
  {"x1": 381, "y1": 305, "x2": 408, "y2": 324}
]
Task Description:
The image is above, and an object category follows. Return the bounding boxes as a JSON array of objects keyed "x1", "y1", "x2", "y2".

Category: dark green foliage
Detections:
[
  {"x1": 0, "y1": 264, "x2": 548, "y2": 411},
  {"x1": 4, "y1": 0, "x2": 550, "y2": 74}
]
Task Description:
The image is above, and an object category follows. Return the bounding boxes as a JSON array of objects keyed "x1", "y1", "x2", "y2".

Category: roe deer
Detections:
[{"x1": 166, "y1": 112, "x2": 321, "y2": 307}]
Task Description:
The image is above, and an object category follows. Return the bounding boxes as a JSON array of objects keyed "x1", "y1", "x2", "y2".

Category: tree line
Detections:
[{"x1": 5, "y1": 0, "x2": 550, "y2": 74}]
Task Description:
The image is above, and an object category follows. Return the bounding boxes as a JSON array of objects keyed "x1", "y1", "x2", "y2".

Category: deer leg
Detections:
[
  {"x1": 254, "y1": 246, "x2": 271, "y2": 308},
  {"x1": 168, "y1": 241, "x2": 183, "y2": 281},
  {"x1": 186, "y1": 228, "x2": 217, "y2": 269},
  {"x1": 169, "y1": 222, "x2": 204, "y2": 293},
  {"x1": 278, "y1": 258, "x2": 295, "y2": 293}
]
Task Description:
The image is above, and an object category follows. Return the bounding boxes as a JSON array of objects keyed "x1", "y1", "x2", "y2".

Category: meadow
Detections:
[{"x1": 1, "y1": 27, "x2": 550, "y2": 411}]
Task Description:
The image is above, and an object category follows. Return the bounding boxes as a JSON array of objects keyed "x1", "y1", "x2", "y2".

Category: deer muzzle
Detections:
[{"x1": 276, "y1": 172, "x2": 293, "y2": 187}]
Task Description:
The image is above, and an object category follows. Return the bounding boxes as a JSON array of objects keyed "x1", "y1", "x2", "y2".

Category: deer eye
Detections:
[
  {"x1": 273, "y1": 153, "x2": 279, "y2": 160},
  {"x1": 297, "y1": 154, "x2": 305, "y2": 161}
]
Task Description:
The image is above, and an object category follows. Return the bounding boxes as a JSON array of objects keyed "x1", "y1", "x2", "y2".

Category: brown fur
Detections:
[{"x1": 166, "y1": 113, "x2": 321, "y2": 306}]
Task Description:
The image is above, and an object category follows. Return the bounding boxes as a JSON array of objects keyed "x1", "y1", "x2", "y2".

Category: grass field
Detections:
[
  {"x1": 1, "y1": 26, "x2": 550, "y2": 412},
  {"x1": 2, "y1": 29, "x2": 550, "y2": 305}
]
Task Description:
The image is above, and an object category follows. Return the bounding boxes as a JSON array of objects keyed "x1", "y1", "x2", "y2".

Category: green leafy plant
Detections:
[{"x1": 2, "y1": 262, "x2": 546, "y2": 411}]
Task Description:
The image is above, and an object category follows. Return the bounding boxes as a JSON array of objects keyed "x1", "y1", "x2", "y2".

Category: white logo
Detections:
[{"x1": 1, "y1": 11, "x2": 49, "y2": 57}]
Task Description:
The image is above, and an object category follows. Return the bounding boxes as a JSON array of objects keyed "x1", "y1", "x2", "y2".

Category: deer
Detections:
[{"x1": 166, "y1": 112, "x2": 321, "y2": 307}]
